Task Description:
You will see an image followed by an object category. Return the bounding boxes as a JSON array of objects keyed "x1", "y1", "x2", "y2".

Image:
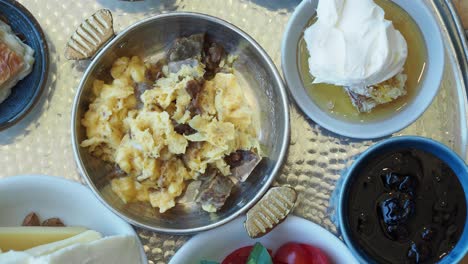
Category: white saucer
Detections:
[
  {"x1": 169, "y1": 215, "x2": 358, "y2": 263},
  {"x1": 0, "y1": 175, "x2": 147, "y2": 263}
]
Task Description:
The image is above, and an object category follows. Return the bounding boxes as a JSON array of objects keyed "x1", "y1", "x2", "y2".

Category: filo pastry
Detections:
[{"x1": 0, "y1": 20, "x2": 35, "y2": 104}]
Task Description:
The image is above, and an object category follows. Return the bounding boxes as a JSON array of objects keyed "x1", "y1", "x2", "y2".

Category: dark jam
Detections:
[{"x1": 347, "y1": 149, "x2": 466, "y2": 263}]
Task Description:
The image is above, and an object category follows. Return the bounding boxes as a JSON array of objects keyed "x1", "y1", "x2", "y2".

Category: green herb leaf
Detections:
[
  {"x1": 199, "y1": 260, "x2": 220, "y2": 264},
  {"x1": 246, "y1": 242, "x2": 273, "y2": 264}
]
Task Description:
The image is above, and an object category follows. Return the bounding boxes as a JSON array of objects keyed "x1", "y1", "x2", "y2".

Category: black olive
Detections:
[
  {"x1": 378, "y1": 193, "x2": 414, "y2": 225},
  {"x1": 407, "y1": 241, "x2": 432, "y2": 263},
  {"x1": 381, "y1": 172, "x2": 416, "y2": 195},
  {"x1": 421, "y1": 227, "x2": 435, "y2": 241}
]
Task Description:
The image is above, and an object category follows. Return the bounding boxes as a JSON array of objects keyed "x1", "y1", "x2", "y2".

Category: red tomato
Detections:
[
  {"x1": 273, "y1": 242, "x2": 331, "y2": 264},
  {"x1": 273, "y1": 243, "x2": 310, "y2": 264},
  {"x1": 299, "y1": 244, "x2": 331, "y2": 264},
  {"x1": 221, "y1": 246, "x2": 273, "y2": 264},
  {"x1": 222, "y1": 246, "x2": 253, "y2": 264}
]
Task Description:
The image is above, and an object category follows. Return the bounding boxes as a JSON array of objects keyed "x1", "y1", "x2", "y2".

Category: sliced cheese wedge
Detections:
[
  {"x1": 0, "y1": 235, "x2": 142, "y2": 264},
  {"x1": 35, "y1": 235, "x2": 141, "y2": 264},
  {"x1": 0, "y1": 227, "x2": 87, "y2": 251},
  {"x1": 25, "y1": 230, "x2": 102, "y2": 257},
  {"x1": 0, "y1": 251, "x2": 30, "y2": 264}
]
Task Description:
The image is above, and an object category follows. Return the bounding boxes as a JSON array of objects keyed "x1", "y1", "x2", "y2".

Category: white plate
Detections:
[
  {"x1": 169, "y1": 215, "x2": 358, "y2": 264},
  {"x1": 0, "y1": 175, "x2": 147, "y2": 263}
]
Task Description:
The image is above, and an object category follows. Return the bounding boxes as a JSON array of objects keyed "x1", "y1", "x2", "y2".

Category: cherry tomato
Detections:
[
  {"x1": 222, "y1": 246, "x2": 253, "y2": 264},
  {"x1": 273, "y1": 242, "x2": 310, "y2": 264},
  {"x1": 273, "y1": 242, "x2": 331, "y2": 264},
  {"x1": 299, "y1": 244, "x2": 331, "y2": 264},
  {"x1": 222, "y1": 246, "x2": 273, "y2": 264}
]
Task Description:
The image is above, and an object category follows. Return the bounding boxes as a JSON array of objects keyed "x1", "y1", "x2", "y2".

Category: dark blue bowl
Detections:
[
  {"x1": 337, "y1": 136, "x2": 468, "y2": 264},
  {"x1": 0, "y1": 0, "x2": 48, "y2": 130}
]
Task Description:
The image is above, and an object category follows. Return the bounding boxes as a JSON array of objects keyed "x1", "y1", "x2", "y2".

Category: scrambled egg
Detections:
[{"x1": 81, "y1": 56, "x2": 259, "y2": 213}]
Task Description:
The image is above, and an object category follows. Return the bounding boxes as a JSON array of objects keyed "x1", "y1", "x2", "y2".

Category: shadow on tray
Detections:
[
  {"x1": 247, "y1": 0, "x2": 301, "y2": 11},
  {"x1": 96, "y1": 0, "x2": 179, "y2": 13}
]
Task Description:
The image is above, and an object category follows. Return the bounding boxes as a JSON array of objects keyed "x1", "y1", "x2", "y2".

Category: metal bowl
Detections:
[{"x1": 71, "y1": 12, "x2": 290, "y2": 234}]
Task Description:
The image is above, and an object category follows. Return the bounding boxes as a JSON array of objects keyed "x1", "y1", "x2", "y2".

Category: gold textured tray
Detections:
[{"x1": 1, "y1": 0, "x2": 467, "y2": 263}]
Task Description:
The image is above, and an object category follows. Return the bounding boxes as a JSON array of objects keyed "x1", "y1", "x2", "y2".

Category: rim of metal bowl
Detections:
[{"x1": 71, "y1": 12, "x2": 290, "y2": 234}]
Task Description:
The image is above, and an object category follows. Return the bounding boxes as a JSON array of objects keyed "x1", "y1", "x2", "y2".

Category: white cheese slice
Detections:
[
  {"x1": 34, "y1": 235, "x2": 141, "y2": 264},
  {"x1": 0, "y1": 251, "x2": 31, "y2": 264},
  {"x1": 0, "y1": 234, "x2": 141, "y2": 264},
  {"x1": 25, "y1": 230, "x2": 102, "y2": 257}
]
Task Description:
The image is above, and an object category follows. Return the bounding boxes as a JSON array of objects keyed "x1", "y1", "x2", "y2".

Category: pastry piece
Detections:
[
  {"x1": 64, "y1": 9, "x2": 114, "y2": 60},
  {"x1": 0, "y1": 43, "x2": 23, "y2": 85},
  {"x1": 244, "y1": 186, "x2": 297, "y2": 238},
  {"x1": 0, "y1": 20, "x2": 35, "y2": 104},
  {"x1": 346, "y1": 88, "x2": 378, "y2": 113},
  {"x1": 346, "y1": 72, "x2": 407, "y2": 113}
]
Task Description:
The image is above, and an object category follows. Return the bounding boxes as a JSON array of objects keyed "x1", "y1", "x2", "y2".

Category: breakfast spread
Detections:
[
  {"x1": 0, "y1": 20, "x2": 35, "y2": 104},
  {"x1": 0, "y1": 213, "x2": 142, "y2": 264},
  {"x1": 81, "y1": 33, "x2": 261, "y2": 213},
  {"x1": 346, "y1": 149, "x2": 466, "y2": 263},
  {"x1": 2, "y1": 1, "x2": 468, "y2": 263},
  {"x1": 299, "y1": 0, "x2": 426, "y2": 121},
  {"x1": 201, "y1": 242, "x2": 330, "y2": 264}
]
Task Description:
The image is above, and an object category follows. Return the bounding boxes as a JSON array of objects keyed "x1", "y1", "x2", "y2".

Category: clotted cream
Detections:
[{"x1": 304, "y1": 0, "x2": 408, "y2": 90}]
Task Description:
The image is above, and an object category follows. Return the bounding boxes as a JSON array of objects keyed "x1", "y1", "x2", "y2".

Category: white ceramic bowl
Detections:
[
  {"x1": 0, "y1": 175, "x2": 147, "y2": 263},
  {"x1": 169, "y1": 215, "x2": 359, "y2": 263},
  {"x1": 281, "y1": 0, "x2": 444, "y2": 139}
]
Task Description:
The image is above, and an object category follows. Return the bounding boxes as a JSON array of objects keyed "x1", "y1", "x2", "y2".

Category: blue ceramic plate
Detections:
[{"x1": 0, "y1": 0, "x2": 48, "y2": 130}]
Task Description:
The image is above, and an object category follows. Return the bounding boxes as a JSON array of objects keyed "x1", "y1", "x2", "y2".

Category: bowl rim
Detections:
[
  {"x1": 337, "y1": 136, "x2": 468, "y2": 263},
  {"x1": 281, "y1": 0, "x2": 445, "y2": 139},
  {"x1": 71, "y1": 11, "x2": 290, "y2": 234},
  {"x1": 0, "y1": 0, "x2": 49, "y2": 131}
]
